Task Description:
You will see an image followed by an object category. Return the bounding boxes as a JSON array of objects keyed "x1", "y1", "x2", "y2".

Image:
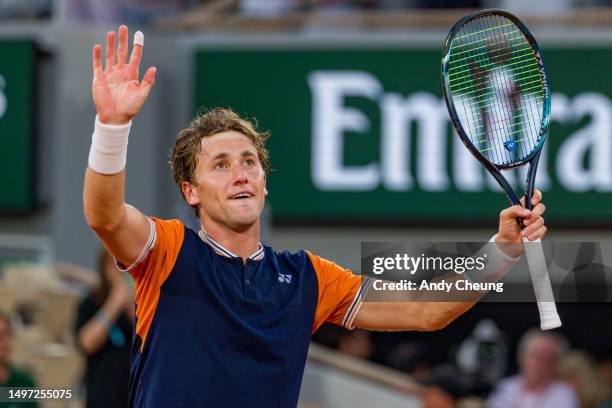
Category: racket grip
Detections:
[{"x1": 522, "y1": 237, "x2": 562, "y2": 330}]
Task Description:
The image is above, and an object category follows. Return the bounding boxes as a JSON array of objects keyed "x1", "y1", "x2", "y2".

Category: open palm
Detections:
[{"x1": 92, "y1": 25, "x2": 156, "y2": 125}]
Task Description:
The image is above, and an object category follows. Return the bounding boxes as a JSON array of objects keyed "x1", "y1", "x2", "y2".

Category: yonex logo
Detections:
[{"x1": 278, "y1": 274, "x2": 292, "y2": 284}]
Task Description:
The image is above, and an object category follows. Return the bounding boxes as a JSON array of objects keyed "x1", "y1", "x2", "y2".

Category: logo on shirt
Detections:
[{"x1": 278, "y1": 273, "x2": 292, "y2": 284}]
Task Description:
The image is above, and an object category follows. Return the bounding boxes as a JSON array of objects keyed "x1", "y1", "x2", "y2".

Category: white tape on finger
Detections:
[{"x1": 134, "y1": 31, "x2": 144, "y2": 47}]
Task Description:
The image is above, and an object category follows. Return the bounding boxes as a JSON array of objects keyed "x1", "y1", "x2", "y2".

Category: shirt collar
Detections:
[{"x1": 198, "y1": 230, "x2": 264, "y2": 261}]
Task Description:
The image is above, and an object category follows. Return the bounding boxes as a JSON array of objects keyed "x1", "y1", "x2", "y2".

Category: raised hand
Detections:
[
  {"x1": 495, "y1": 189, "x2": 547, "y2": 258},
  {"x1": 92, "y1": 25, "x2": 156, "y2": 125},
  {"x1": 497, "y1": 189, "x2": 547, "y2": 243}
]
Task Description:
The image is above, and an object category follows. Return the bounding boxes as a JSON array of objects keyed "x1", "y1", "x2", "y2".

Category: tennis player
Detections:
[{"x1": 83, "y1": 26, "x2": 548, "y2": 407}]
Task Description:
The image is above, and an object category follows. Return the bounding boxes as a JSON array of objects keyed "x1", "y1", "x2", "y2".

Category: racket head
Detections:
[{"x1": 442, "y1": 9, "x2": 551, "y2": 170}]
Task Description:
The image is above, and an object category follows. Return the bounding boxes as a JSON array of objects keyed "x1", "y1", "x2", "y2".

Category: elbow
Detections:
[
  {"x1": 77, "y1": 331, "x2": 97, "y2": 356},
  {"x1": 421, "y1": 315, "x2": 453, "y2": 332}
]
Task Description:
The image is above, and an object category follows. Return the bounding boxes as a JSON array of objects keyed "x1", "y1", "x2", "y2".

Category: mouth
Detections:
[{"x1": 229, "y1": 192, "x2": 254, "y2": 200}]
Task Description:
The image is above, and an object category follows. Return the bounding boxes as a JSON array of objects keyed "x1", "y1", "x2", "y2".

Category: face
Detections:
[
  {"x1": 520, "y1": 337, "x2": 560, "y2": 386},
  {"x1": 183, "y1": 131, "x2": 267, "y2": 232},
  {"x1": 0, "y1": 318, "x2": 10, "y2": 365}
]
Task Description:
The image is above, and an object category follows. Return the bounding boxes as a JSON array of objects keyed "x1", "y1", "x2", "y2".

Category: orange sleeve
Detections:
[
  {"x1": 307, "y1": 251, "x2": 363, "y2": 333},
  {"x1": 130, "y1": 217, "x2": 184, "y2": 351}
]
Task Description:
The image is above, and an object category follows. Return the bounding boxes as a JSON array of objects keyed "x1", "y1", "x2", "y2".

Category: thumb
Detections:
[{"x1": 500, "y1": 205, "x2": 530, "y2": 224}]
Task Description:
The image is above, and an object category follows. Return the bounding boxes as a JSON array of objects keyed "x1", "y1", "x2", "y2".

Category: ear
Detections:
[
  {"x1": 181, "y1": 181, "x2": 200, "y2": 207},
  {"x1": 264, "y1": 175, "x2": 268, "y2": 196}
]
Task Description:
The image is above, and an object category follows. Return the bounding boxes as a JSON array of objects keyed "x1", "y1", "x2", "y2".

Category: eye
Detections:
[
  {"x1": 245, "y1": 158, "x2": 255, "y2": 166},
  {"x1": 214, "y1": 162, "x2": 227, "y2": 169}
]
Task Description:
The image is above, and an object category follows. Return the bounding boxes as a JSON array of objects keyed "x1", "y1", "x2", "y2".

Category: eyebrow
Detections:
[{"x1": 209, "y1": 151, "x2": 257, "y2": 161}]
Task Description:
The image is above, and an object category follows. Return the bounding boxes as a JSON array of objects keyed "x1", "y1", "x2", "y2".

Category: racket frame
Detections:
[
  {"x1": 441, "y1": 8, "x2": 551, "y2": 208},
  {"x1": 441, "y1": 9, "x2": 561, "y2": 330}
]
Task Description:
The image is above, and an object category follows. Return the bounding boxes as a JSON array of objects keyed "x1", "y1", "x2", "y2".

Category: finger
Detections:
[
  {"x1": 531, "y1": 189, "x2": 543, "y2": 206},
  {"x1": 523, "y1": 203, "x2": 545, "y2": 226},
  {"x1": 117, "y1": 25, "x2": 128, "y2": 64},
  {"x1": 500, "y1": 205, "x2": 530, "y2": 223},
  {"x1": 105, "y1": 31, "x2": 116, "y2": 69},
  {"x1": 129, "y1": 31, "x2": 144, "y2": 73},
  {"x1": 522, "y1": 217, "x2": 544, "y2": 238},
  {"x1": 520, "y1": 189, "x2": 544, "y2": 208},
  {"x1": 532, "y1": 202, "x2": 546, "y2": 218},
  {"x1": 139, "y1": 67, "x2": 156, "y2": 99},
  {"x1": 92, "y1": 44, "x2": 102, "y2": 77},
  {"x1": 528, "y1": 225, "x2": 547, "y2": 241}
]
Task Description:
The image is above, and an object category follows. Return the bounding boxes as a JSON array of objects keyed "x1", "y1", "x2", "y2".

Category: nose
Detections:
[{"x1": 231, "y1": 163, "x2": 248, "y2": 185}]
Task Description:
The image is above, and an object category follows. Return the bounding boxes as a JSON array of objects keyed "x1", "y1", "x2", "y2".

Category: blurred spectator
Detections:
[
  {"x1": 559, "y1": 351, "x2": 611, "y2": 408},
  {"x1": 487, "y1": 329, "x2": 579, "y2": 408},
  {"x1": 66, "y1": 0, "x2": 200, "y2": 25},
  {"x1": 456, "y1": 319, "x2": 508, "y2": 395},
  {"x1": 421, "y1": 365, "x2": 468, "y2": 408},
  {"x1": 0, "y1": 0, "x2": 51, "y2": 20},
  {"x1": 496, "y1": 0, "x2": 572, "y2": 15},
  {"x1": 337, "y1": 329, "x2": 374, "y2": 359},
  {"x1": 308, "y1": 0, "x2": 376, "y2": 11},
  {"x1": 600, "y1": 352, "x2": 612, "y2": 408},
  {"x1": 385, "y1": 342, "x2": 431, "y2": 382},
  {"x1": 240, "y1": 0, "x2": 296, "y2": 16},
  {"x1": 75, "y1": 249, "x2": 134, "y2": 408},
  {"x1": 0, "y1": 311, "x2": 38, "y2": 408},
  {"x1": 417, "y1": 0, "x2": 481, "y2": 8},
  {"x1": 600, "y1": 352, "x2": 612, "y2": 390}
]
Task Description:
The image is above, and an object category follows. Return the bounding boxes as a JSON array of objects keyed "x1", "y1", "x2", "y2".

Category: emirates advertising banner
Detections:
[{"x1": 194, "y1": 45, "x2": 612, "y2": 225}]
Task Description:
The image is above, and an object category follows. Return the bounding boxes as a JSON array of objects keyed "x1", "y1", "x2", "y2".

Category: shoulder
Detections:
[
  {"x1": 550, "y1": 380, "x2": 578, "y2": 399},
  {"x1": 148, "y1": 217, "x2": 189, "y2": 251},
  {"x1": 150, "y1": 217, "x2": 186, "y2": 235}
]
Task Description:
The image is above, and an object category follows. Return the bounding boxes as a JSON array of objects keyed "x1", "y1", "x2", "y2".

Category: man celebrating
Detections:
[{"x1": 84, "y1": 26, "x2": 548, "y2": 407}]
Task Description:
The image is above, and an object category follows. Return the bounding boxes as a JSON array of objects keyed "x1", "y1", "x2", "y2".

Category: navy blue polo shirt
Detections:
[{"x1": 122, "y1": 218, "x2": 365, "y2": 408}]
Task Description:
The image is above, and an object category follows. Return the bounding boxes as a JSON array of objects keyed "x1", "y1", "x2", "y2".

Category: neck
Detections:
[
  {"x1": 201, "y1": 219, "x2": 261, "y2": 262},
  {"x1": 524, "y1": 377, "x2": 551, "y2": 392}
]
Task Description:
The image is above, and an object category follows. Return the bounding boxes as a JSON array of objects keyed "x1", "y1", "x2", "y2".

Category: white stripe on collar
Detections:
[{"x1": 198, "y1": 230, "x2": 264, "y2": 261}]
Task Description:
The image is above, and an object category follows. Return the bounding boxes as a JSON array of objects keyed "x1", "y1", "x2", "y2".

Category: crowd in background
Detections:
[
  {"x1": 313, "y1": 313, "x2": 612, "y2": 408},
  {"x1": 3, "y1": 0, "x2": 612, "y2": 23},
  {"x1": 3, "y1": 251, "x2": 612, "y2": 407}
]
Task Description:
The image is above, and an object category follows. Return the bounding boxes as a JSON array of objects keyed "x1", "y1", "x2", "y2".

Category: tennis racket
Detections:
[{"x1": 441, "y1": 9, "x2": 561, "y2": 330}]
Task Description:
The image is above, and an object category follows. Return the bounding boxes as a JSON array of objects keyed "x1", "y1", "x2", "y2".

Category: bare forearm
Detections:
[
  {"x1": 83, "y1": 167, "x2": 127, "y2": 230},
  {"x1": 78, "y1": 301, "x2": 123, "y2": 355},
  {"x1": 355, "y1": 275, "x2": 481, "y2": 331},
  {"x1": 414, "y1": 274, "x2": 481, "y2": 330},
  {"x1": 412, "y1": 300, "x2": 476, "y2": 331},
  {"x1": 355, "y1": 237, "x2": 520, "y2": 331}
]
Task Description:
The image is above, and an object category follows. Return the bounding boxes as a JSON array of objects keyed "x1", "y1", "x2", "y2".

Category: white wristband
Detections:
[
  {"x1": 88, "y1": 115, "x2": 132, "y2": 174},
  {"x1": 464, "y1": 234, "x2": 521, "y2": 289}
]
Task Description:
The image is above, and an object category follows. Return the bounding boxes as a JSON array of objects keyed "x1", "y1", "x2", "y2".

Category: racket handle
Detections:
[{"x1": 522, "y1": 237, "x2": 562, "y2": 330}]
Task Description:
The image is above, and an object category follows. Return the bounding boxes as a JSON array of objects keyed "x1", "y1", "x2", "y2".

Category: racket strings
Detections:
[{"x1": 446, "y1": 13, "x2": 546, "y2": 167}]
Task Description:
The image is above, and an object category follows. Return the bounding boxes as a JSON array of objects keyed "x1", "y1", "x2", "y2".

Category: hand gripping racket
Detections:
[{"x1": 441, "y1": 9, "x2": 561, "y2": 330}]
